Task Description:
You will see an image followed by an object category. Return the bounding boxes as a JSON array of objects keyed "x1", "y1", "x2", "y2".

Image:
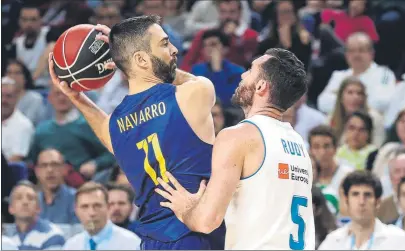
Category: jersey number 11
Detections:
[{"x1": 136, "y1": 133, "x2": 168, "y2": 185}]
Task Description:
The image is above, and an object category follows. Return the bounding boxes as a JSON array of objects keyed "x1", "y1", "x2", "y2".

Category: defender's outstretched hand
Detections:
[
  {"x1": 155, "y1": 172, "x2": 207, "y2": 223},
  {"x1": 95, "y1": 24, "x2": 116, "y2": 70},
  {"x1": 48, "y1": 52, "x2": 80, "y2": 99}
]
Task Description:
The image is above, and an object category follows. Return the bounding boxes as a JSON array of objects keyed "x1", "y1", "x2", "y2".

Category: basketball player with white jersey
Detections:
[{"x1": 156, "y1": 49, "x2": 316, "y2": 250}]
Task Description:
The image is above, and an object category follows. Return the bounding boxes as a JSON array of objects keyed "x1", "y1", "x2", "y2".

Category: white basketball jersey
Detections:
[{"x1": 225, "y1": 115, "x2": 315, "y2": 250}]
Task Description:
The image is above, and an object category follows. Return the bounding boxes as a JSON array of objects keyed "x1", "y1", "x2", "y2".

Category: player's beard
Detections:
[
  {"x1": 150, "y1": 54, "x2": 177, "y2": 83},
  {"x1": 231, "y1": 80, "x2": 255, "y2": 108}
]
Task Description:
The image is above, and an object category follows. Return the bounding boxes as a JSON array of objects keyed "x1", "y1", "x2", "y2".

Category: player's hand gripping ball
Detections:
[{"x1": 52, "y1": 24, "x2": 115, "y2": 91}]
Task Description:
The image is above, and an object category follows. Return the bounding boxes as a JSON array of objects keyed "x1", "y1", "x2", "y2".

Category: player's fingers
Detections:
[
  {"x1": 95, "y1": 24, "x2": 111, "y2": 36},
  {"x1": 155, "y1": 188, "x2": 172, "y2": 201},
  {"x1": 166, "y1": 172, "x2": 185, "y2": 192},
  {"x1": 95, "y1": 33, "x2": 109, "y2": 43},
  {"x1": 105, "y1": 62, "x2": 116, "y2": 70},
  {"x1": 48, "y1": 53, "x2": 60, "y2": 83},
  {"x1": 157, "y1": 177, "x2": 176, "y2": 194},
  {"x1": 160, "y1": 202, "x2": 173, "y2": 210},
  {"x1": 196, "y1": 180, "x2": 207, "y2": 197}
]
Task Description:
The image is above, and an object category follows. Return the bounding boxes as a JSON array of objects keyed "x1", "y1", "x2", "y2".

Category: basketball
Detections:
[{"x1": 52, "y1": 24, "x2": 115, "y2": 91}]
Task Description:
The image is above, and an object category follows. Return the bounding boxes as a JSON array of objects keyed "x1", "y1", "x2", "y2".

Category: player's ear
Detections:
[
  {"x1": 133, "y1": 51, "x2": 149, "y2": 69},
  {"x1": 256, "y1": 79, "x2": 269, "y2": 95}
]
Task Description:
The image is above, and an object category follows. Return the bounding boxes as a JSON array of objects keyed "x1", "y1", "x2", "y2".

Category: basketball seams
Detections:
[
  {"x1": 67, "y1": 28, "x2": 96, "y2": 69},
  {"x1": 72, "y1": 71, "x2": 115, "y2": 82},
  {"x1": 57, "y1": 49, "x2": 111, "y2": 78},
  {"x1": 62, "y1": 28, "x2": 89, "y2": 91}
]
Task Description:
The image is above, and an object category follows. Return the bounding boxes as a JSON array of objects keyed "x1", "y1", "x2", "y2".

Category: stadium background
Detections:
[{"x1": 1, "y1": 0, "x2": 405, "y2": 249}]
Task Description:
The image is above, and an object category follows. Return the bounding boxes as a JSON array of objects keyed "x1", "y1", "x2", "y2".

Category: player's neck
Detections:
[
  {"x1": 128, "y1": 75, "x2": 163, "y2": 95},
  {"x1": 350, "y1": 218, "x2": 376, "y2": 248},
  {"x1": 244, "y1": 105, "x2": 282, "y2": 121}
]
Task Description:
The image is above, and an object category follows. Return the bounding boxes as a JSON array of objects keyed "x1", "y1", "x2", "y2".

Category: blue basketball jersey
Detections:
[{"x1": 109, "y1": 83, "x2": 213, "y2": 242}]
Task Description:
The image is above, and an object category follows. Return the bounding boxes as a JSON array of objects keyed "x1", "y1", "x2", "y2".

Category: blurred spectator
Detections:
[
  {"x1": 318, "y1": 32, "x2": 397, "y2": 115},
  {"x1": 249, "y1": 0, "x2": 275, "y2": 33},
  {"x1": 369, "y1": 110, "x2": 405, "y2": 177},
  {"x1": 4, "y1": 60, "x2": 45, "y2": 125},
  {"x1": 139, "y1": 0, "x2": 184, "y2": 64},
  {"x1": 106, "y1": 184, "x2": 135, "y2": 230},
  {"x1": 97, "y1": 71, "x2": 129, "y2": 114},
  {"x1": 312, "y1": 185, "x2": 337, "y2": 249},
  {"x1": 321, "y1": 0, "x2": 379, "y2": 43},
  {"x1": 1, "y1": 234, "x2": 18, "y2": 250},
  {"x1": 6, "y1": 4, "x2": 58, "y2": 87},
  {"x1": 377, "y1": 149, "x2": 405, "y2": 225},
  {"x1": 35, "y1": 148, "x2": 79, "y2": 224},
  {"x1": 63, "y1": 182, "x2": 141, "y2": 250},
  {"x1": 256, "y1": 0, "x2": 312, "y2": 70},
  {"x1": 385, "y1": 77, "x2": 405, "y2": 129},
  {"x1": 90, "y1": 2, "x2": 122, "y2": 28},
  {"x1": 8, "y1": 180, "x2": 65, "y2": 250},
  {"x1": 163, "y1": 0, "x2": 193, "y2": 40},
  {"x1": 394, "y1": 177, "x2": 405, "y2": 230},
  {"x1": 336, "y1": 111, "x2": 377, "y2": 170},
  {"x1": 319, "y1": 170, "x2": 405, "y2": 250},
  {"x1": 1, "y1": 78, "x2": 34, "y2": 162},
  {"x1": 185, "y1": 0, "x2": 252, "y2": 36},
  {"x1": 191, "y1": 29, "x2": 244, "y2": 107},
  {"x1": 109, "y1": 165, "x2": 131, "y2": 187},
  {"x1": 181, "y1": 0, "x2": 258, "y2": 71},
  {"x1": 2, "y1": 153, "x2": 21, "y2": 223},
  {"x1": 212, "y1": 98, "x2": 226, "y2": 136},
  {"x1": 41, "y1": 0, "x2": 71, "y2": 26},
  {"x1": 309, "y1": 125, "x2": 354, "y2": 215},
  {"x1": 329, "y1": 77, "x2": 385, "y2": 147},
  {"x1": 299, "y1": 0, "x2": 325, "y2": 19},
  {"x1": 28, "y1": 85, "x2": 115, "y2": 180},
  {"x1": 294, "y1": 94, "x2": 327, "y2": 146}
]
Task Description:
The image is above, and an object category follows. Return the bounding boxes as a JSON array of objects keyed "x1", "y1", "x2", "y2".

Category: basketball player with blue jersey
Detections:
[
  {"x1": 156, "y1": 49, "x2": 316, "y2": 249},
  {"x1": 47, "y1": 16, "x2": 225, "y2": 250}
]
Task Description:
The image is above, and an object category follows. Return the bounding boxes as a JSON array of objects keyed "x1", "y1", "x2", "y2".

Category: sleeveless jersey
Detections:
[
  {"x1": 224, "y1": 115, "x2": 315, "y2": 250},
  {"x1": 109, "y1": 84, "x2": 213, "y2": 241}
]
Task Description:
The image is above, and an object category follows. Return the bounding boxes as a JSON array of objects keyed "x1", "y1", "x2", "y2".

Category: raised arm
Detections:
[{"x1": 48, "y1": 53, "x2": 114, "y2": 154}]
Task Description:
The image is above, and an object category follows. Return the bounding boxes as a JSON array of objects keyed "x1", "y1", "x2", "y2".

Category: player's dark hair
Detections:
[
  {"x1": 202, "y1": 29, "x2": 230, "y2": 47},
  {"x1": 346, "y1": 111, "x2": 373, "y2": 143},
  {"x1": 308, "y1": 125, "x2": 337, "y2": 148},
  {"x1": 109, "y1": 15, "x2": 161, "y2": 76},
  {"x1": 262, "y1": 48, "x2": 308, "y2": 111},
  {"x1": 342, "y1": 170, "x2": 382, "y2": 199},
  {"x1": 106, "y1": 183, "x2": 135, "y2": 203}
]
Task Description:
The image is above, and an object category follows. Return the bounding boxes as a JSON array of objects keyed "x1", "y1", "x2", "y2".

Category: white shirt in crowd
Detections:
[
  {"x1": 295, "y1": 103, "x2": 327, "y2": 145},
  {"x1": 1, "y1": 109, "x2": 34, "y2": 160},
  {"x1": 1, "y1": 235, "x2": 18, "y2": 250},
  {"x1": 63, "y1": 221, "x2": 141, "y2": 250},
  {"x1": 384, "y1": 76, "x2": 405, "y2": 128},
  {"x1": 318, "y1": 218, "x2": 405, "y2": 250},
  {"x1": 318, "y1": 62, "x2": 397, "y2": 115}
]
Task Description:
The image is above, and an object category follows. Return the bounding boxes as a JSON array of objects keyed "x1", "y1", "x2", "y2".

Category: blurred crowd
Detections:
[{"x1": 1, "y1": 0, "x2": 405, "y2": 250}]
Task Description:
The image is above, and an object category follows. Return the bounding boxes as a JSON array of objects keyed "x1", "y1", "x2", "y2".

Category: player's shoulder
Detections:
[
  {"x1": 216, "y1": 122, "x2": 262, "y2": 146},
  {"x1": 177, "y1": 76, "x2": 214, "y2": 92}
]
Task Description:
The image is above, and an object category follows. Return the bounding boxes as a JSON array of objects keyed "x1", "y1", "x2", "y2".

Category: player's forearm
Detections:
[
  {"x1": 183, "y1": 199, "x2": 222, "y2": 234},
  {"x1": 173, "y1": 69, "x2": 197, "y2": 86},
  {"x1": 70, "y1": 94, "x2": 111, "y2": 151}
]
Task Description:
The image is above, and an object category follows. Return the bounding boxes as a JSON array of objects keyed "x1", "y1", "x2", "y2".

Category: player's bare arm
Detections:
[
  {"x1": 48, "y1": 53, "x2": 114, "y2": 154},
  {"x1": 156, "y1": 124, "x2": 258, "y2": 233}
]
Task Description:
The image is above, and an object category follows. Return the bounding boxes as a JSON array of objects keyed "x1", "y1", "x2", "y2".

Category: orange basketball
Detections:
[{"x1": 52, "y1": 24, "x2": 115, "y2": 91}]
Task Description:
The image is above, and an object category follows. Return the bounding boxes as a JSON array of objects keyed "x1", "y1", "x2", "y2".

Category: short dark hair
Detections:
[
  {"x1": 342, "y1": 170, "x2": 382, "y2": 199},
  {"x1": 202, "y1": 29, "x2": 230, "y2": 47},
  {"x1": 308, "y1": 125, "x2": 337, "y2": 148},
  {"x1": 398, "y1": 177, "x2": 405, "y2": 199},
  {"x1": 75, "y1": 182, "x2": 109, "y2": 203},
  {"x1": 106, "y1": 183, "x2": 135, "y2": 203},
  {"x1": 346, "y1": 111, "x2": 373, "y2": 143},
  {"x1": 109, "y1": 15, "x2": 161, "y2": 76},
  {"x1": 262, "y1": 48, "x2": 308, "y2": 111}
]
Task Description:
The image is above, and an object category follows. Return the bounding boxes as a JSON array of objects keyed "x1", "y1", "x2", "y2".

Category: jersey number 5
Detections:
[
  {"x1": 136, "y1": 133, "x2": 168, "y2": 185},
  {"x1": 289, "y1": 195, "x2": 308, "y2": 250}
]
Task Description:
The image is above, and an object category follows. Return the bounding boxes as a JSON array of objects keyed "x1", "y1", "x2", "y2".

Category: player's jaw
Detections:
[
  {"x1": 150, "y1": 54, "x2": 176, "y2": 83},
  {"x1": 231, "y1": 80, "x2": 255, "y2": 108}
]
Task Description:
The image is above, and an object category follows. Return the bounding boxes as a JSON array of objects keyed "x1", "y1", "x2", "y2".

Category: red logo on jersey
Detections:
[{"x1": 278, "y1": 163, "x2": 289, "y2": 179}]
